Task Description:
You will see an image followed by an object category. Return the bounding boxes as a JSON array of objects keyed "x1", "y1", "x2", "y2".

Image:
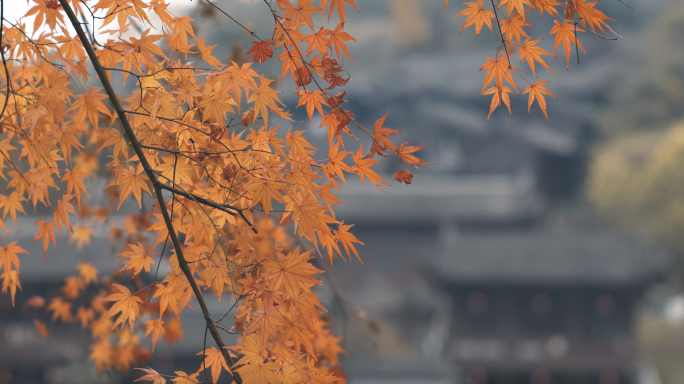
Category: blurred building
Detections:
[{"x1": 333, "y1": 119, "x2": 667, "y2": 384}]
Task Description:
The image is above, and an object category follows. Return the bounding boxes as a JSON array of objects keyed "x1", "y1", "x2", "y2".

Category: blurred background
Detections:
[{"x1": 4, "y1": 0, "x2": 684, "y2": 383}]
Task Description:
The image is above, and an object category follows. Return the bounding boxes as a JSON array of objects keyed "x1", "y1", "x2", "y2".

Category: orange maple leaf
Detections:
[
  {"x1": 35, "y1": 319, "x2": 50, "y2": 339},
  {"x1": 329, "y1": 22, "x2": 357, "y2": 65},
  {"x1": 62, "y1": 168, "x2": 91, "y2": 208},
  {"x1": 334, "y1": 222, "x2": 363, "y2": 262},
  {"x1": 248, "y1": 76, "x2": 285, "y2": 126},
  {"x1": 105, "y1": 284, "x2": 144, "y2": 331},
  {"x1": 282, "y1": 0, "x2": 320, "y2": 29},
  {"x1": 116, "y1": 165, "x2": 152, "y2": 209},
  {"x1": 77, "y1": 262, "x2": 98, "y2": 285},
  {"x1": 480, "y1": 56, "x2": 520, "y2": 94},
  {"x1": 262, "y1": 247, "x2": 322, "y2": 298},
  {"x1": 353, "y1": 143, "x2": 390, "y2": 189},
  {"x1": 0, "y1": 191, "x2": 26, "y2": 226},
  {"x1": 135, "y1": 367, "x2": 167, "y2": 384},
  {"x1": 296, "y1": 90, "x2": 329, "y2": 124},
  {"x1": 143, "y1": 319, "x2": 166, "y2": 352},
  {"x1": 523, "y1": 81, "x2": 557, "y2": 121},
  {"x1": 119, "y1": 242, "x2": 156, "y2": 276},
  {"x1": 550, "y1": 19, "x2": 586, "y2": 69},
  {"x1": 519, "y1": 38, "x2": 557, "y2": 77},
  {"x1": 321, "y1": 0, "x2": 359, "y2": 22},
  {"x1": 68, "y1": 88, "x2": 109, "y2": 128},
  {"x1": 393, "y1": 169, "x2": 414, "y2": 185},
  {"x1": 533, "y1": 0, "x2": 562, "y2": 17},
  {"x1": 196, "y1": 347, "x2": 230, "y2": 384},
  {"x1": 457, "y1": 0, "x2": 495, "y2": 36},
  {"x1": 499, "y1": 0, "x2": 532, "y2": 20},
  {"x1": 1, "y1": 269, "x2": 21, "y2": 306},
  {"x1": 248, "y1": 176, "x2": 285, "y2": 216},
  {"x1": 572, "y1": 0, "x2": 616, "y2": 35},
  {"x1": 33, "y1": 220, "x2": 57, "y2": 260},
  {"x1": 483, "y1": 85, "x2": 514, "y2": 119},
  {"x1": 247, "y1": 40, "x2": 276, "y2": 63},
  {"x1": 501, "y1": 13, "x2": 530, "y2": 45},
  {"x1": 396, "y1": 142, "x2": 434, "y2": 170}
]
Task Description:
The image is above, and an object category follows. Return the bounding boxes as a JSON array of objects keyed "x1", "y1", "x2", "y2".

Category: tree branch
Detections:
[{"x1": 58, "y1": 2, "x2": 243, "y2": 382}]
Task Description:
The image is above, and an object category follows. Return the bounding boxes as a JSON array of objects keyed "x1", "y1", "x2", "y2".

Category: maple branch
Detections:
[
  {"x1": 58, "y1": 2, "x2": 244, "y2": 382},
  {"x1": 489, "y1": 0, "x2": 512, "y2": 72}
]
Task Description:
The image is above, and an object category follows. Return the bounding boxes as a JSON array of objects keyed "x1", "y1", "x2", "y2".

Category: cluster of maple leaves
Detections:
[
  {"x1": 0, "y1": 0, "x2": 434, "y2": 383},
  {"x1": 0, "y1": 0, "x2": 620, "y2": 382},
  {"x1": 446, "y1": 0, "x2": 618, "y2": 120}
]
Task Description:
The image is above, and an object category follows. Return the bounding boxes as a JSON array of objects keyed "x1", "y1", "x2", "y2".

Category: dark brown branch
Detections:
[{"x1": 58, "y1": 2, "x2": 243, "y2": 382}]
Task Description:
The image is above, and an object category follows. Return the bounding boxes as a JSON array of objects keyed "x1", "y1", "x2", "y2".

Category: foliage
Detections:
[
  {"x1": 0, "y1": 0, "x2": 621, "y2": 382},
  {"x1": 588, "y1": 122, "x2": 684, "y2": 254},
  {"x1": 445, "y1": 0, "x2": 620, "y2": 120}
]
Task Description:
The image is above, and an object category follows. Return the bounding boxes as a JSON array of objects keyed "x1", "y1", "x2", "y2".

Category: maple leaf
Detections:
[
  {"x1": 324, "y1": 142, "x2": 352, "y2": 185},
  {"x1": 0, "y1": 242, "x2": 28, "y2": 284},
  {"x1": 457, "y1": 0, "x2": 495, "y2": 35},
  {"x1": 172, "y1": 372, "x2": 200, "y2": 384},
  {"x1": 89, "y1": 338, "x2": 112, "y2": 373},
  {"x1": 119, "y1": 242, "x2": 156, "y2": 276},
  {"x1": 1, "y1": 269, "x2": 21, "y2": 306},
  {"x1": 33, "y1": 220, "x2": 57, "y2": 260},
  {"x1": 35, "y1": 320, "x2": 50, "y2": 339},
  {"x1": 198, "y1": 87, "x2": 236, "y2": 123},
  {"x1": 353, "y1": 143, "x2": 390, "y2": 189},
  {"x1": 116, "y1": 165, "x2": 152, "y2": 209},
  {"x1": 105, "y1": 284, "x2": 144, "y2": 331},
  {"x1": 77, "y1": 262, "x2": 99, "y2": 285},
  {"x1": 373, "y1": 112, "x2": 401, "y2": 153},
  {"x1": 501, "y1": 13, "x2": 530, "y2": 46},
  {"x1": 196, "y1": 36, "x2": 222, "y2": 68},
  {"x1": 69, "y1": 88, "x2": 109, "y2": 128},
  {"x1": 287, "y1": 127, "x2": 316, "y2": 158},
  {"x1": 550, "y1": 19, "x2": 586, "y2": 69},
  {"x1": 157, "y1": 156, "x2": 195, "y2": 185},
  {"x1": 170, "y1": 16, "x2": 197, "y2": 46},
  {"x1": 519, "y1": 38, "x2": 557, "y2": 78},
  {"x1": 483, "y1": 85, "x2": 514, "y2": 119},
  {"x1": 48, "y1": 297, "x2": 72, "y2": 322},
  {"x1": 396, "y1": 142, "x2": 434, "y2": 170},
  {"x1": 248, "y1": 76, "x2": 286, "y2": 127},
  {"x1": 144, "y1": 319, "x2": 166, "y2": 352},
  {"x1": 0, "y1": 191, "x2": 26, "y2": 226},
  {"x1": 196, "y1": 347, "x2": 230, "y2": 384},
  {"x1": 296, "y1": 90, "x2": 329, "y2": 124},
  {"x1": 303, "y1": 27, "x2": 331, "y2": 55},
  {"x1": 282, "y1": 0, "x2": 321, "y2": 29},
  {"x1": 135, "y1": 367, "x2": 167, "y2": 384},
  {"x1": 329, "y1": 23, "x2": 357, "y2": 65},
  {"x1": 322, "y1": 0, "x2": 359, "y2": 22},
  {"x1": 393, "y1": 170, "x2": 414, "y2": 184},
  {"x1": 236, "y1": 361, "x2": 281, "y2": 384},
  {"x1": 573, "y1": 0, "x2": 616, "y2": 35},
  {"x1": 499, "y1": 0, "x2": 532, "y2": 20},
  {"x1": 200, "y1": 262, "x2": 231, "y2": 301},
  {"x1": 24, "y1": 295, "x2": 46, "y2": 309},
  {"x1": 248, "y1": 175, "x2": 285, "y2": 216},
  {"x1": 62, "y1": 276, "x2": 84, "y2": 300},
  {"x1": 480, "y1": 56, "x2": 520, "y2": 94},
  {"x1": 335, "y1": 222, "x2": 363, "y2": 262},
  {"x1": 247, "y1": 40, "x2": 276, "y2": 63},
  {"x1": 523, "y1": 81, "x2": 557, "y2": 121},
  {"x1": 533, "y1": 0, "x2": 562, "y2": 17},
  {"x1": 262, "y1": 247, "x2": 322, "y2": 298},
  {"x1": 71, "y1": 225, "x2": 95, "y2": 250},
  {"x1": 62, "y1": 168, "x2": 91, "y2": 208}
]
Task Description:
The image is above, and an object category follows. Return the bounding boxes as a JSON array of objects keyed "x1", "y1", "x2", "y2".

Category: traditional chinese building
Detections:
[{"x1": 428, "y1": 230, "x2": 666, "y2": 384}]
